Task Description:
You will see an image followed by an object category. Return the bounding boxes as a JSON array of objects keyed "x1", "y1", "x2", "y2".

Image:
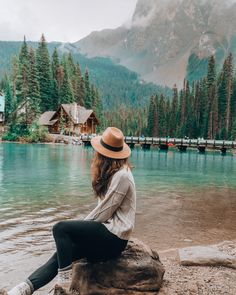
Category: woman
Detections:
[{"x1": 3, "y1": 127, "x2": 136, "y2": 295}]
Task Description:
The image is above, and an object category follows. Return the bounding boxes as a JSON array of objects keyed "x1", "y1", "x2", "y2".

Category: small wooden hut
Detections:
[{"x1": 38, "y1": 103, "x2": 99, "y2": 135}]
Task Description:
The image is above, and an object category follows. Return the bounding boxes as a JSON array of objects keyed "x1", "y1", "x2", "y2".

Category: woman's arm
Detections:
[{"x1": 84, "y1": 172, "x2": 130, "y2": 223}]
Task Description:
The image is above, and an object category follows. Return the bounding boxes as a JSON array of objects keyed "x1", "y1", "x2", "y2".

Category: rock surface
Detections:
[
  {"x1": 158, "y1": 241, "x2": 236, "y2": 295},
  {"x1": 54, "y1": 238, "x2": 165, "y2": 295},
  {"x1": 179, "y1": 245, "x2": 236, "y2": 269}
]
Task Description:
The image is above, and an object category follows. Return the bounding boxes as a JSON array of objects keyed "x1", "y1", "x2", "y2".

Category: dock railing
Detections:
[{"x1": 81, "y1": 135, "x2": 236, "y2": 149}]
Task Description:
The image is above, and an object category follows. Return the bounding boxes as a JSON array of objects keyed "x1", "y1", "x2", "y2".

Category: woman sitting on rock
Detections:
[{"x1": 3, "y1": 127, "x2": 136, "y2": 295}]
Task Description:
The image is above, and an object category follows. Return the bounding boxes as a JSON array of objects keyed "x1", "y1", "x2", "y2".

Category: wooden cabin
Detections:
[{"x1": 38, "y1": 103, "x2": 99, "y2": 135}]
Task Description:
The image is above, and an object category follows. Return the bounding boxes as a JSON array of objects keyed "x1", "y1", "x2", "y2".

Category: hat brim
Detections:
[{"x1": 91, "y1": 136, "x2": 131, "y2": 159}]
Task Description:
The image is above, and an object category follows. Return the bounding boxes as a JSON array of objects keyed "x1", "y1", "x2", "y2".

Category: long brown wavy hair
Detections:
[{"x1": 91, "y1": 151, "x2": 133, "y2": 198}]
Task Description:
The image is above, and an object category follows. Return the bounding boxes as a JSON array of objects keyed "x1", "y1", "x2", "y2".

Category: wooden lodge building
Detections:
[{"x1": 38, "y1": 103, "x2": 99, "y2": 135}]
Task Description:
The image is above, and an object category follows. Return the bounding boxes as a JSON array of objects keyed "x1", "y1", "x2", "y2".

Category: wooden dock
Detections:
[{"x1": 81, "y1": 135, "x2": 236, "y2": 154}]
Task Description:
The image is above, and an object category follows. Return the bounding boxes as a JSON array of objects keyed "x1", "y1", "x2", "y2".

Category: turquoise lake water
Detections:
[
  {"x1": 0, "y1": 142, "x2": 236, "y2": 290},
  {"x1": 1, "y1": 143, "x2": 235, "y2": 202}
]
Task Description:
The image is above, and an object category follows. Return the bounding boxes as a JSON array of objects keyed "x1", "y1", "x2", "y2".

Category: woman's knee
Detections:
[{"x1": 52, "y1": 221, "x2": 67, "y2": 237}]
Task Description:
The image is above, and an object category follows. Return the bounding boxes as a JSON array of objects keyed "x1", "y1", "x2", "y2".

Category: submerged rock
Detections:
[
  {"x1": 179, "y1": 245, "x2": 236, "y2": 269},
  {"x1": 55, "y1": 238, "x2": 165, "y2": 295}
]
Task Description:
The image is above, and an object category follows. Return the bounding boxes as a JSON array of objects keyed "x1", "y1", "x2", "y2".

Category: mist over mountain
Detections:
[{"x1": 75, "y1": 0, "x2": 236, "y2": 87}]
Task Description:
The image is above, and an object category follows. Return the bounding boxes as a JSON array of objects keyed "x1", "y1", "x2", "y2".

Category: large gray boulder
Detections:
[
  {"x1": 179, "y1": 245, "x2": 236, "y2": 269},
  {"x1": 55, "y1": 238, "x2": 165, "y2": 295}
]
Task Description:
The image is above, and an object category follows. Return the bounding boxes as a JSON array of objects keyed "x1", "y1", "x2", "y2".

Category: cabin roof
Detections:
[
  {"x1": 0, "y1": 95, "x2": 5, "y2": 112},
  {"x1": 39, "y1": 104, "x2": 99, "y2": 126},
  {"x1": 38, "y1": 111, "x2": 56, "y2": 125},
  {"x1": 61, "y1": 103, "x2": 99, "y2": 124}
]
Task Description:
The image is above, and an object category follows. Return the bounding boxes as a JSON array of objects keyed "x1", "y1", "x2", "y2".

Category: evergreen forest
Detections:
[
  {"x1": 0, "y1": 35, "x2": 104, "y2": 125},
  {"x1": 1, "y1": 36, "x2": 236, "y2": 140},
  {"x1": 145, "y1": 54, "x2": 236, "y2": 140}
]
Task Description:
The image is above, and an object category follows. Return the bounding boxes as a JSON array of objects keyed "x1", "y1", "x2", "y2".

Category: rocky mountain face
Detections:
[{"x1": 75, "y1": 0, "x2": 236, "y2": 87}]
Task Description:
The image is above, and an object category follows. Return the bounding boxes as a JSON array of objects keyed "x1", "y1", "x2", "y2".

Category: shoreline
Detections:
[
  {"x1": 157, "y1": 239, "x2": 236, "y2": 295},
  {"x1": 1, "y1": 184, "x2": 236, "y2": 294},
  {"x1": 1, "y1": 139, "x2": 236, "y2": 155}
]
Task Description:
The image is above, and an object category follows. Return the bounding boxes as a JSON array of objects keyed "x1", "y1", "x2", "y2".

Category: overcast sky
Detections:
[{"x1": 0, "y1": 0, "x2": 137, "y2": 43}]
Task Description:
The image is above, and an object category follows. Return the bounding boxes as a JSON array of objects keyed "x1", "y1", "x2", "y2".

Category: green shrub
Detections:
[
  {"x1": 25, "y1": 123, "x2": 49, "y2": 143},
  {"x1": 2, "y1": 122, "x2": 49, "y2": 143},
  {"x1": 2, "y1": 132, "x2": 19, "y2": 141}
]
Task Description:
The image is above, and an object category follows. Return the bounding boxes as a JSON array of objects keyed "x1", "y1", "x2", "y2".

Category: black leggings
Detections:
[{"x1": 27, "y1": 220, "x2": 128, "y2": 291}]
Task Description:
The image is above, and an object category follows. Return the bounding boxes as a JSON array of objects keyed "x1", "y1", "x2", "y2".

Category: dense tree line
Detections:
[
  {"x1": 104, "y1": 104, "x2": 148, "y2": 136},
  {"x1": 1, "y1": 36, "x2": 236, "y2": 140},
  {"x1": 146, "y1": 54, "x2": 236, "y2": 140},
  {"x1": 0, "y1": 35, "x2": 103, "y2": 126},
  {"x1": 0, "y1": 41, "x2": 170, "y2": 110},
  {"x1": 104, "y1": 54, "x2": 236, "y2": 139}
]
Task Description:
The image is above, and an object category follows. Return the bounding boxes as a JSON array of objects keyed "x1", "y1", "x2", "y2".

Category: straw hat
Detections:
[{"x1": 91, "y1": 127, "x2": 131, "y2": 159}]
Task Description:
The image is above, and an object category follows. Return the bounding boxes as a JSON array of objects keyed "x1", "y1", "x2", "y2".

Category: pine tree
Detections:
[
  {"x1": 79, "y1": 75, "x2": 85, "y2": 106},
  {"x1": 208, "y1": 84, "x2": 219, "y2": 139},
  {"x1": 181, "y1": 80, "x2": 187, "y2": 125},
  {"x1": 179, "y1": 80, "x2": 189, "y2": 137},
  {"x1": 218, "y1": 58, "x2": 228, "y2": 136},
  {"x1": 212, "y1": 85, "x2": 219, "y2": 139},
  {"x1": 51, "y1": 79, "x2": 59, "y2": 110},
  {"x1": 84, "y1": 69, "x2": 92, "y2": 108},
  {"x1": 165, "y1": 99, "x2": 171, "y2": 137},
  {"x1": 91, "y1": 84, "x2": 97, "y2": 108},
  {"x1": 193, "y1": 81, "x2": 201, "y2": 134},
  {"x1": 158, "y1": 94, "x2": 166, "y2": 137},
  {"x1": 11, "y1": 55, "x2": 19, "y2": 103},
  {"x1": 52, "y1": 48, "x2": 60, "y2": 80},
  {"x1": 56, "y1": 65, "x2": 65, "y2": 89},
  {"x1": 18, "y1": 36, "x2": 29, "y2": 66},
  {"x1": 153, "y1": 95, "x2": 159, "y2": 137},
  {"x1": 176, "y1": 90, "x2": 183, "y2": 137},
  {"x1": 207, "y1": 55, "x2": 216, "y2": 87},
  {"x1": 28, "y1": 48, "x2": 41, "y2": 121},
  {"x1": 36, "y1": 34, "x2": 52, "y2": 111},
  {"x1": 207, "y1": 55, "x2": 217, "y2": 139},
  {"x1": 231, "y1": 77, "x2": 236, "y2": 135},
  {"x1": 186, "y1": 91, "x2": 195, "y2": 138},
  {"x1": 225, "y1": 53, "x2": 233, "y2": 137},
  {"x1": 67, "y1": 53, "x2": 76, "y2": 77},
  {"x1": 169, "y1": 84, "x2": 178, "y2": 137},
  {"x1": 94, "y1": 88, "x2": 104, "y2": 130},
  {"x1": 16, "y1": 36, "x2": 29, "y2": 103},
  {"x1": 51, "y1": 49, "x2": 60, "y2": 110},
  {"x1": 59, "y1": 66, "x2": 74, "y2": 104},
  {"x1": 147, "y1": 95, "x2": 155, "y2": 136},
  {"x1": 231, "y1": 119, "x2": 236, "y2": 140},
  {"x1": 74, "y1": 63, "x2": 85, "y2": 105},
  {"x1": 4, "y1": 77, "x2": 14, "y2": 122},
  {"x1": 199, "y1": 78, "x2": 208, "y2": 138}
]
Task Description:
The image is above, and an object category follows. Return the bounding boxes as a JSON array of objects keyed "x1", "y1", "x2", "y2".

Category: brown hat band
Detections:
[{"x1": 100, "y1": 138, "x2": 123, "y2": 152}]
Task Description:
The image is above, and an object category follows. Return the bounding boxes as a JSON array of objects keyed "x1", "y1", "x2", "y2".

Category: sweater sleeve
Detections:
[{"x1": 84, "y1": 172, "x2": 130, "y2": 223}]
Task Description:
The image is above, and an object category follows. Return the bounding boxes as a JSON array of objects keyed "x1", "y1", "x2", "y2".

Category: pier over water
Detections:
[{"x1": 81, "y1": 135, "x2": 236, "y2": 154}]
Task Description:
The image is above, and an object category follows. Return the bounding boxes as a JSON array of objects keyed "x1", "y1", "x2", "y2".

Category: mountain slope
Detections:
[
  {"x1": 75, "y1": 0, "x2": 236, "y2": 87},
  {"x1": 0, "y1": 41, "x2": 168, "y2": 109}
]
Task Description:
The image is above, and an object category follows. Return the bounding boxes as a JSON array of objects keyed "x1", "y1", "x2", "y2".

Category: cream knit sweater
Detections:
[{"x1": 84, "y1": 165, "x2": 136, "y2": 240}]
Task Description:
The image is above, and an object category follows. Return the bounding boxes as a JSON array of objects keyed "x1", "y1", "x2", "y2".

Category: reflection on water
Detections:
[{"x1": 0, "y1": 143, "x2": 236, "y2": 290}]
